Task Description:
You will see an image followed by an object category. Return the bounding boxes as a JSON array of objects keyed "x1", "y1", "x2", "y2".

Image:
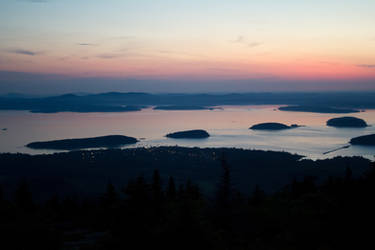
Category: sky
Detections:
[{"x1": 0, "y1": 0, "x2": 374, "y2": 94}]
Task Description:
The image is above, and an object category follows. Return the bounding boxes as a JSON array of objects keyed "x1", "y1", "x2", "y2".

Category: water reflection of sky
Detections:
[{"x1": 0, "y1": 106, "x2": 374, "y2": 160}]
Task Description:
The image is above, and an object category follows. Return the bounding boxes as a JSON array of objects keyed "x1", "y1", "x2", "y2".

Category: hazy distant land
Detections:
[
  {"x1": 30, "y1": 105, "x2": 143, "y2": 113},
  {"x1": 154, "y1": 105, "x2": 215, "y2": 110},
  {"x1": 1, "y1": 92, "x2": 374, "y2": 113},
  {"x1": 279, "y1": 105, "x2": 360, "y2": 114}
]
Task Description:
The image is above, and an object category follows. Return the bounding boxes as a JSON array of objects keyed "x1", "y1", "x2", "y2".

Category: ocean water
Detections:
[{"x1": 0, "y1": 105, "x2": 374, "y2": 160}]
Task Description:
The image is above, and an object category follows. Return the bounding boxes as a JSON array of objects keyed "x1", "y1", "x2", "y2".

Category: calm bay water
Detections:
[{"x1": 0, "y1": 105, "x2": 374, "y2": 160}]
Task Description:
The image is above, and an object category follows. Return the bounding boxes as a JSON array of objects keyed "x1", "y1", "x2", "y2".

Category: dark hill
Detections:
[
  {"x1": 166, "y1": 129, "x2": 210, "y2": 139},
  {"x1": 26, "y1": 135, "x2": 138, "y2": 150},
  {"x1": 327, "y1": 117, "x2": 368, "y2": 128}
]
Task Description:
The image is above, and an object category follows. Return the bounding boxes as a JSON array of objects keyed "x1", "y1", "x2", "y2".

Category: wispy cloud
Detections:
[
  {"x1": 109, "y1": 36, "x2": 135, "y2": 40},
  {"x1": 96, "y1": 53, "x2": 122, "y2": 59},
  {"x1": 20, "y1": 0, "x2": 48, "y2": 3},
  {"x1": 233, "y1": 36, "x2": 246, "y2": 43},
  {"x1": 357, "y1": 64, "x2": 375, "y2": 68},
  {"x1": 6, "y1": 49, "x2": 41, "y2": 56},
  {"x1": 248, "y1": 42, "x2": 263, "y2": 48},
  {"x1": 77, "y1": 43, "x2": 97, "y2": 46},
  {"x1": 158, "y1": 50, "x2": 206, "y2": 59},
  {"x1": 232, "y1": 35, "x2": 263, "y2": 48}
]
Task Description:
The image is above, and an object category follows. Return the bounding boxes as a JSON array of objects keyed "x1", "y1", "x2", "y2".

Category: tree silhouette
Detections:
[
  {"x1": 102, "y1": 181, "x2": 118, "y2": 207},
  {"x1": 249, "y1": 184, "x2": 265, "y2": 206},
  {"x1": 167, "y1": 176, "x2": 176, "y2": 201},
  {"x1": 345, "y1": 166, "x2": 353, "y2": 181},
  {"x1": 0, "y1": 183, "x2": 3, "y2": 204},
  {"x1": 152, "y1": 169, "x2": 163, "y2": 202},
  {"x1": 15, "y1": 180, "x2": 34, "y2": 213},
  {"x1": 216, "y1": 155, "x2": 232, "y2": 208}
]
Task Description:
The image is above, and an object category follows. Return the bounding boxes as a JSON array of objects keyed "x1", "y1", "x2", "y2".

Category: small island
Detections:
[
  {"x1": 250, "y1": 123, "x2": 300, "y2": 130},
  {"x1": 279, "y1": 105, "x2": 360, "y2": 114},
  {"x1": 166, "y1": 129, "x2": 210, "y2": 139},
  {"x1": 154, "y1": 105, "x2": 214, "y2": 111},
  {"x1": 350, "y1": 134, "x2": 375, "y2": 146},
  {"x1": 26, "y1": 135, "x2": 138, "y2": 150},
  {"x1": 327, "y1": 117, "x2": 368, "y2": 128}
]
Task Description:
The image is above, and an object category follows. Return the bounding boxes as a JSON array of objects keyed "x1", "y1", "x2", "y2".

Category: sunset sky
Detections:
[{"x1": 0, "y1": 0, "x2": 375, "y2": 93}]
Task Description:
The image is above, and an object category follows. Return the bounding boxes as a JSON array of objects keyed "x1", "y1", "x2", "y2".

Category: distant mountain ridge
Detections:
[{"x1": 1, "y1": 92, "x2": 375, "y2": 113}]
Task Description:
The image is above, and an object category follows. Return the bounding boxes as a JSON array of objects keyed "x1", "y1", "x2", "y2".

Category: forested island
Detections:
[
  {"x1": 350, "y1": 134, "x2": 375, "y2": 146},
  {"x1": 250, "y1": 122, "x2": 300, "y2": 130},
  {"x1": 26, "y1": 135, "x2": 138, "y2": 150},
  {"x1": 327, "y1": 117, "x2": 368, "y2": 128},
  {"x1": 166, "y1": 129, "x2": 210, "y2": 138}
]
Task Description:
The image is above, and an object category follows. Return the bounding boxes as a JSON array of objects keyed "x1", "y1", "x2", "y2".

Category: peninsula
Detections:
[{"x1": 26, "y1": 135, "x2": 138, "y2": 150}]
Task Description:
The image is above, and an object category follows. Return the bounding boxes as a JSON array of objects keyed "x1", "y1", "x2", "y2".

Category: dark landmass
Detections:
[
  {"x1": 30, "y1": 105, "x2": 143, "y2": 113},
  {"x1": 250, "y1": 122, "x2": 300, "y2": 130},
  {"x1": 279, "y1": 105, "x2": 360, "y2": 113},
  {"x1": 166, "y1": 129, "x2": 210, "y2": 138},
  {"x1": 1, "y1": 92, "x2": 375, "y2": 113},
  {"x1": 154, "y1": 105, "x2": 214, "y2": 110},
  {"x1": 327, "y1": 116, "x2": 368, "y2": 128},
  {"x1": 26, "y1": 135, "x2": 138, "y2": 150},
  {"x1": 0, "y1": 147, "x2": 373, "y2": 249},
  {"x1": 0, "y1": 147, "x2": 370, "y2": 199},
  {"x1": 350, "y1": 134, "x2": 375, "y2": 146},
  {"x1": 2, "y1": 128, "x2": 6, "y2": 131}
]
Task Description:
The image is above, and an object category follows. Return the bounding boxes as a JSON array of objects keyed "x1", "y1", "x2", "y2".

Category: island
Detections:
[
  {"x1": 166, "y1": 129, "x2": 210, "y2": 139},
  {"x1": 154, "y1": 105, "x2": 215, "y2": 110},
  {"x1": 350, "y1": 134, "x2": 375, "y2": 146},
  {"x1": 250, "y1": 122, "x2": 300, "y2": 130},
  {"x1": 26, "y1": 135, "x2": 138, "y2": 150},
  {"x1": 327, "y1": 117, "x2": 368, "y2": 128},
  {"x1": 279, "y1": 105, "x2": 360, "y2": 114}
]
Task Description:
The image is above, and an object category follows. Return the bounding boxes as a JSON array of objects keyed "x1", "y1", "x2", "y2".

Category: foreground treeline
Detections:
[{"x1": 1, "y1": 158, "x2": 375, "y2": 249}]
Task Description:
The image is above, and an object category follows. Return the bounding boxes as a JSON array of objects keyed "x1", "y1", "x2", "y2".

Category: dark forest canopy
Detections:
[
  {"x1": 1, "y1": 92, "x2": 374, "y2": 113},
  {"x1": 0, "y1": 147, "x2": 374, "y2": 249},
  {"x1": 0, "y1": 147, "x2": 370, "y2": 201},
  {"x1": 26, "y1": 135, "x2": 138, "y2": 150},
  {"x1": 327, "y1": 117, "x2": 368, "y2": 128},
  {"x1": 166, "y1": 130, "x2": 210, "y2": 139}
]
